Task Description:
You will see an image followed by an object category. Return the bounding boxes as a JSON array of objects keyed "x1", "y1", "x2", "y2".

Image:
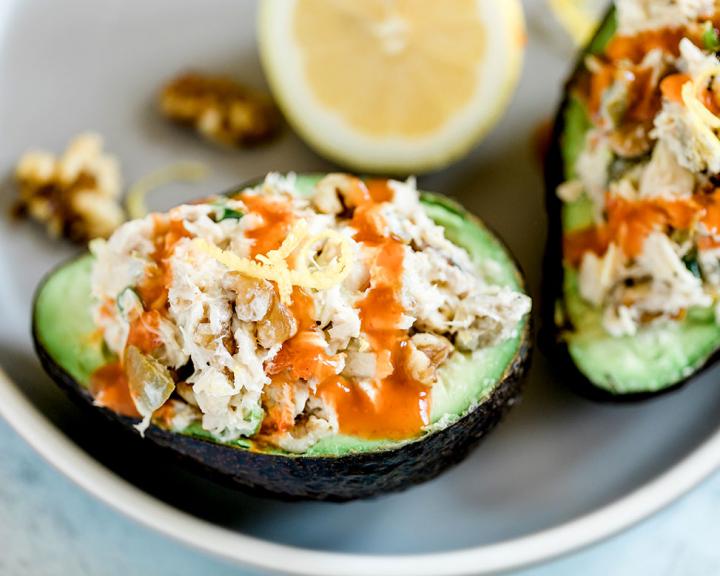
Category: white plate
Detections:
[{"x1": 1, "y1": 1, "x2": 720, "y2": 575}]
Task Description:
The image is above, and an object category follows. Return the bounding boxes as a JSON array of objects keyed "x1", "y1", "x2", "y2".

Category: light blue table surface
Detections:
[{"x1": 1, "y1": 416, "x2": 718, "y2": 576}]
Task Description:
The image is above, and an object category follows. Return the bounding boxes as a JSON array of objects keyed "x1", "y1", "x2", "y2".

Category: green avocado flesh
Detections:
[
  {"x1": 558, "y1": 14, "x2": 720, "y2": 394},
  {"x1": 34, "y1": 175, "x2": 527, "y2": 455}
]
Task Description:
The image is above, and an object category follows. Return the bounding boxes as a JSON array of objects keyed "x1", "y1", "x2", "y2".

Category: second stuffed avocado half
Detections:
[
  {"x1": 33, "y1": 173, "x2": 531, "y2": 500},
  {"x1": 546, "y1": 6, "x2": 720, "y2": 399}
]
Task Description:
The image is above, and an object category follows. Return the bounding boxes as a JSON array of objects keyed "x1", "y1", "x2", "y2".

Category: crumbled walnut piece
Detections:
[
  {"x1": 257, "y1": 296, "x2": 297, "y2": 349},
  {"x1": 314, "y1": 173, "x2": 367, "y2": 213},
  {"x1": 13, "y1": 133, "x2": 125, "y2": 242},
  {"x1": 224, "y1": 273, "x2": 274, "y2": 322},
  {"x1": 405, "y1": 333, "x2": 453, "y2": 386},
  {"x1": 159, "y1": 72, "x2": 281, "y2": 147}
]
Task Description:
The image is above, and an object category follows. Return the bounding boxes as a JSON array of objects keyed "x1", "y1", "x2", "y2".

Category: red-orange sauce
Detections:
[
  {"x1": 318, "y1": 370, "x2": 429, "y2": 440},
  {"x1": 349, "y1": 178, "x2": 394, "y2": 243},
  {"x1": 698, "y1": 190, "x2": 720, "y2": 249},
  {"x1": 588, "y1": 63, "x2": 662, "y2": 125},
  {"x1": 260, "y1": 373, "x2": 298, "y2": 435},
  {"x1": 289, "y1": 287, "x2": 315, "y2": 331},
  {"x1": 137, "y1": 217, "x2": 192, "y2": 310},
  {"x1": 606, "y1": 28, "x2": 686, "y2": 63},
  {"x1": 660, "y1": 73, "x2": 690, "y2": 104},
  {"x1": 239, "y1": 193, "x2": 295, "y2": 257},
  {"x1": 564, "y1": 194, "x2": 709, "y2": 265},
  {"x1": 89, "y1": 362, "x2": 140, "y2": 417},
  {"x1": 588, "y1": 64, "x2": 616, "y2": 117},
  {"x1": 127, "y1": 309, "x2": 164, "y2": 354},
  {"x1": 319, "y1": 237, "x2": 429, "y2": 440},
  {"x1": 626, "y1": 66, "x2": 664, "y2": 123},
  {"x1": 585, "y1": 26, "x2": 707, "y2": 128},
  {"x1": 266, "y1": 288, "x2": 338, "y2": 382},
  {"x1": 659, "y1": 73, "x2": 720, "y2": 115},
  {"x1": 563, "y1": 226, "x2": 609, "y2": 267},
  {"x1": 152, "y1": 401, "x2": 177, "y2": 428}
]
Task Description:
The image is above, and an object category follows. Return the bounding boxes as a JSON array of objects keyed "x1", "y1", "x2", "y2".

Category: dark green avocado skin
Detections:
[
  {"x1": 33, "y1": 303, "x2": 530, "y2": 501},
  {"x1": 542, "y1": 9, "x2": 719, "y2": 403}
]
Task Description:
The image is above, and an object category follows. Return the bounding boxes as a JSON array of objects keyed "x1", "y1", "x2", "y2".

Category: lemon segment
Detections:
[{"x1": 259, "y1": 0, "x2": 525, "y2": 173}]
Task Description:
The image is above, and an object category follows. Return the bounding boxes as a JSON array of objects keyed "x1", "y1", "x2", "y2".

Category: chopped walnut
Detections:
[
  {"x1": 313, "y1": 173, "x2": 369, "y2": 214},
  {"x1": 224, "y1": 273, "x2": 274, "y2": 322},
  {"x1": 13, "y1": 133, "x2": 125, "y2": 242},
  {"x1": 159, "y1": 72, "x2": 280, "y2": 147},
  {"x1": 257, "y1": 296, "x2": 297, "y2": 349},
  {"x1": 405, "y1": 333, "x2": 453, "y2": 386},
  {"x1": 176, "y1": 381, "x2": 199, "y2": 406}
]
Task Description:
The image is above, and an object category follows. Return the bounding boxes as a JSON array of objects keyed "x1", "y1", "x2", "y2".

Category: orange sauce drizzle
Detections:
[
  {"x1": 319, "y1": 237, "x2": 429, "y2": 440},
  {"x1": 660, "y1": 73, "x2": 691, "y2": 104},
  {"x1": 588, "y1": 63, "x2": 662, "y2": 123},
  {"x1": 238, "y1": 193, "x2": 295, "y2": 257},
  {"x1": 585, "y1": 26, "x2": 707, "y2": 126},
  {"x1": 89, "y1": 362, "x2": 140, "y2": 418},
  {"x1": 698, "y1": 190, "x2": 720, "y2": 249},
  {"x1": 605, "y1": 28, "x2": 686, "y2": 63},
  {"x1": 152, "y1": 401, "x2": 178, "y2": 428},
  {"x1": 660, "y1": 73, "x2": 720, "y2": 114},
  {"x1": 587, "y1": 64, "x2": 615, "y2": 117},
  {"x1": 564, "y1": 194, "x2": 711, "y2": 266},
  {"x1": 137, "y1": 217, "x2": 192, "y2": 310},
  {"x1": 127, "y1": 309, "x2": 164, "y2": 354},
  {"x1": 266, "y1": 289, "x2": 338, "y2": 382},
  {"x1": 260, "y1": 373, "x2": 299, "y2": 435},
  {"x1": 349, "y1": 178, "x2": 395, "y2": 243}
]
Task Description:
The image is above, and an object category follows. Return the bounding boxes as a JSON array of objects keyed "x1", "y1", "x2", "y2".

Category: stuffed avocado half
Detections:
[
  {"x1": 546, "y1": 3, "x2": 720, "y2": 398},
  {"x1": 34, "y1": 173, "x2": 531, "y2": 500}
]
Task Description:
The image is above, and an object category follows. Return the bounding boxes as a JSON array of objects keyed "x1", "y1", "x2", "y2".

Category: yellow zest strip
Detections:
[
  {"x1": 126, "y1": 161, "x2": 209, "y2": 219},
  {"x1": 683, "y1": 67, "x2": 720, "y2": 129},
  {"x1": 681, "y1": 66, "x2": 720, "y2": 162},
  {"x1": 294, "y1": 229, "x2": 355, "y2": 290},
  {"x1": 193, "y1": 220, "x2": 354, "y2": 304}
]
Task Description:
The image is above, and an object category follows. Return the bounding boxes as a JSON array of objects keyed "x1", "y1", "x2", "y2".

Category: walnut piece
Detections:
[
  {"x1": 13, "y1": 133, "x2": 125, "y2": 242},
  {"x1": 159, "y1": 72, "x2": 280, "y2": 147},
  {"x1": 404, "y1": 333, "x2": 454, "y2": 386},
  {"x1": 257, "y1": 296, "x2": 297, "y2": 349}
]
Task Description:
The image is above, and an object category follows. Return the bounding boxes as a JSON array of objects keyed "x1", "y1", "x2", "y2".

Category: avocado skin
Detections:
[
  {"x1": 541, "y1": 9, "x2": 720, "y2": 402},
  {"x1": 34, "y1": 294, "x2": 530, "y2": 501}
]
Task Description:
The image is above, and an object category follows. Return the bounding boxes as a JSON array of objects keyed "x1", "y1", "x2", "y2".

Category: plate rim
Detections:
[{"x1": 1, "y1": 365, "x2": 719, "y2": 576}]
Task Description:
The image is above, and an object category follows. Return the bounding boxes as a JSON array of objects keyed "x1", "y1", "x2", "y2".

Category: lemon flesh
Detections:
[{"x1": 259, "y1": 0, "x2": 525, "y2": 173}]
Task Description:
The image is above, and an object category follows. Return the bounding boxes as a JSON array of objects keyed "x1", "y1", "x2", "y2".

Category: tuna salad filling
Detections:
[
  {"x1": 559, "y1": 0, "x2": 720, "y2": 337},
  {"x1": 88, "y1": 174, "x2": 530, "y2": 452}
]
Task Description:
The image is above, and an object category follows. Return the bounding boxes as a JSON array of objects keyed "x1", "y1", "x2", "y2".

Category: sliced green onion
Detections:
[{"x1": 703, "y1": 22, "x2": 720, "y2": 52}]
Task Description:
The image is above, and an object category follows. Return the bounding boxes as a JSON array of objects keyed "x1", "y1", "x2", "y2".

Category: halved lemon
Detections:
[{"x1": 258, "y1": 0, "x2": 525, "y2": 174}]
